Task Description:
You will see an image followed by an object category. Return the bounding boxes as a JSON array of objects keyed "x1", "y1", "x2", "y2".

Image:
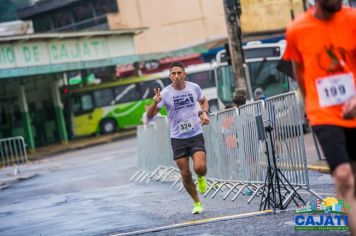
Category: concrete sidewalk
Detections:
[{"x1": 28, "y1": 129, "x2": 136, "y2": 161}]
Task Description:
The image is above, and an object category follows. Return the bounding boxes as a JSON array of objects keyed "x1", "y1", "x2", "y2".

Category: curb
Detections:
[{"x1": 307, "y1": 165, "x2": 330, "y2": 173}]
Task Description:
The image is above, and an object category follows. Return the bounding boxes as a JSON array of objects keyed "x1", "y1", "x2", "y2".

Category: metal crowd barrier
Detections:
[
  {"x1": 131, "y1": 117, "x2": 179, "y2": 184},
  {"x1": 0, "y1": 136, "x2": 28, "y2": 175},
  {"x1": 311, "y1": 128, "x2": 326, "y2": 160},
  {"x1": 263, "y1": 92, "x2": 321, "y2": 204},
  {"x1": 133, "y1": 92, "x2": 322, "y2": 205}
]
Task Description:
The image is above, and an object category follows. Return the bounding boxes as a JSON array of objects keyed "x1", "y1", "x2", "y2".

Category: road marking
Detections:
[
  {"x1": 112, "y1": 210, "x2": 272, "y2": 236},
  {"x1": 307, "y1": 165, "x2": 330, "y2": 173},
  {"x1": 313, "y1": 192, "x2": 336, "y2": 196}
]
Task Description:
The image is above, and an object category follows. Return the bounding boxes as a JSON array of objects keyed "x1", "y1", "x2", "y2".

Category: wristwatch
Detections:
[{"x1": 198, "y1": 111, "x2": 209, "y2": 116}]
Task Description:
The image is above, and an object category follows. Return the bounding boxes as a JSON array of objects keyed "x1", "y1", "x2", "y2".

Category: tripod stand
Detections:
[{"x1": 258, "y1": 124, "x2": 305, "y2": 213}]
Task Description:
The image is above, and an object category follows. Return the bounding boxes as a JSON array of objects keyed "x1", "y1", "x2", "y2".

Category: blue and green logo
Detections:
[{"x1": 295, "y1": 197, "x2": 350, "y2": 231}]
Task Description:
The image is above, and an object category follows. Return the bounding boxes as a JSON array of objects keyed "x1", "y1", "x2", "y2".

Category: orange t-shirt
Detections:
[{"x1": 284, "y1": 7, "x2": 356, "y2": 128}]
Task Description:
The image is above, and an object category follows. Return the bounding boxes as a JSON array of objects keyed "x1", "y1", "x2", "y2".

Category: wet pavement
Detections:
[{"x1": 0, "y1": 134, "x2": 346, "y2": 236}]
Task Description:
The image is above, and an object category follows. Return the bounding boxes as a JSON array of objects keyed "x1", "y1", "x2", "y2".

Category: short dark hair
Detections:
[
  {"x1": 169, "y1": 61, "x2": 185, "y2": 71},
  {"x1": 232, "y1": 95, "x2": 246, "y2": 107},
  {"x1": 224, "y1": 103, "x2": 234, "y2": 109}
]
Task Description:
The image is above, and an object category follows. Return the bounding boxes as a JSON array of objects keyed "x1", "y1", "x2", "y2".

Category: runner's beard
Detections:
[{"x1": 321, "y1": 0, "x2": 342, "y2": 13}]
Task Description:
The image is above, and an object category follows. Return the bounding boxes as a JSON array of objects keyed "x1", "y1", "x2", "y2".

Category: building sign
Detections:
[{"x1": 0, "y1": 35, "x2": 134, "y2": 70}]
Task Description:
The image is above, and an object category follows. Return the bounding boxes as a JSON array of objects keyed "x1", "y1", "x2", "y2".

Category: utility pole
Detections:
[{"x1": 223, "y1": 0, "x2": 248, "y2": 97}]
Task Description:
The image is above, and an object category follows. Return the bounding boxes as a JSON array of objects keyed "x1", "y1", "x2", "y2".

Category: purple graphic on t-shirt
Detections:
[
  {"x1": 173, "y1": 94, "x2": 194, "y2": 110},
  {"x1": 158, "y1": 81, "x2": 203, "y2": 139}
]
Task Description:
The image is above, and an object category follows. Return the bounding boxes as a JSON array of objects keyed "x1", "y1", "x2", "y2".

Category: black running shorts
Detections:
[
  {"x1": 170, "y1": 134, "x2": 206, "y2": 160},
  {"x1": 313, "y1": 125, "x2": 356, "y2": 173}
]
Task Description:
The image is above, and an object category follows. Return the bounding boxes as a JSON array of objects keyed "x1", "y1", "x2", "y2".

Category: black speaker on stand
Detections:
[{"x1": 255, "y1": 114, "x2": 305, "y2": 213}]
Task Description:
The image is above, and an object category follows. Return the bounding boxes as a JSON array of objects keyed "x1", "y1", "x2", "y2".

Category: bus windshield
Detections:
[
  {"x1": 248, "y1": 60, "x2": 289, "y2": 99},
  {"x1": 216, "y1": 65, "x2": 235, "y2": 104},
  {"x1": 215, "y1": 40, "x2": 294, "y2": 103}
]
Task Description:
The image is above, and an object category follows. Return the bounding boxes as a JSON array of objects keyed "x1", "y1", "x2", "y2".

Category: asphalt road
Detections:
[{"x1": 0, "y1": 136, "x2": 349, "y2": 236}]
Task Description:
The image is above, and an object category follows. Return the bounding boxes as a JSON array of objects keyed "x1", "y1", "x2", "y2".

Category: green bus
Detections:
[{"x1": 67, "y1": 74, "x2": 169, "y2": 137}]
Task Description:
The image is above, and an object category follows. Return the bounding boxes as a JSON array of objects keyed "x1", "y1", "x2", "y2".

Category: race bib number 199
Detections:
[
  {"x1": 178, "y1": 120, "x2": 194, "y2": 134},
  {"x1": 316, "y1": 73, "x2": 355, "y2": 107}
]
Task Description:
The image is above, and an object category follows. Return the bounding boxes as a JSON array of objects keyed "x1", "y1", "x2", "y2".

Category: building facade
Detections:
[
  {"x1": 3, "y1": 0, "x2": 343, "y2": 150},
  {"x1": 19, "y1": 0, "x2": 308, "y2": 54}
]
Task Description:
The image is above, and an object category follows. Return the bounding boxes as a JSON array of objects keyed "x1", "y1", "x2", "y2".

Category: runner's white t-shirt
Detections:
[{"x1": 157, "y1": 82, "x2": 203, "y2": 139}]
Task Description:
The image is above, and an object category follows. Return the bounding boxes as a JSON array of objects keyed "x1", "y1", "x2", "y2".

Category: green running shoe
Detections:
[
  {"x1": 192, "y1": 201, "x2": 203, "y2": 214},
  {"x1": 197, "y1": 176, "x2": 207, "y2": 194}
]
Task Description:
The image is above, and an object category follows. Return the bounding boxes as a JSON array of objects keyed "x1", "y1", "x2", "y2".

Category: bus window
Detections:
[
  {"x1": 162, "y1": 77, "x2": 171, "y2": 87},
  {"x1": 113, "y1": 84, "x2": 141, "y2": 104},
  {"x1": 139, "y1": 79, "x2": 165, "y2": 99},
  {"x1": 81, "y1": 94, "x2": 94, "y2": 112},
  {"x1": 71, "y1": 93, "x2": 94, "y2": 115},
  {"x1": 216, "y1": 65, "x2": 235, "y2": 104},
  {"x1": 72, "y1": 96, "x2": 81, "y2": 115},
  {"x1": 187, "y1": 71, "x2": 215, "y2": 89},
  {"x1": 93, "y1": 88, "x2": 114, "y2": 107},
  {"x1": 247, "y1": 60, "x2": 289, "y2": 98}
]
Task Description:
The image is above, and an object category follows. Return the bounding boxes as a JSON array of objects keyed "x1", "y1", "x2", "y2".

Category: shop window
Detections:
[
  {"x1": 0, "y1": 107, "x2": 7, "y2": 126},
  {"x1": 12, "y1": 105, "x2": 23, "y2": 127},
  {"x1": 53, "y1": 10, "x2": 73, "y2": 29},
  {"x1": 94, "y1": 0, "x2": 118, "y2": 16},
  {"x1": 33, "y1": 15, "x2": 53, "y2": 32},
  {"x1": 42, "y1": 101, "x2": 55, "y2": 121},
  {"x1": 73, "y1": 3, "x2": 94, "y2": 22}
]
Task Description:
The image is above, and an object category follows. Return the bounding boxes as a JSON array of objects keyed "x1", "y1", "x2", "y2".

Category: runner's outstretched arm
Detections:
[{"x1": 147, "y1": 88, "x2": 161, "y2": 118}]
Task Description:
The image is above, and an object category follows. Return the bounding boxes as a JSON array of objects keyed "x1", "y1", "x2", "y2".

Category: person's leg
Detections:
[
  {"x1": 175, "y1": 157, "x2": 200, "y2": 203},
  {"x1": 348, "y1": 161, "x2": 356, "y2": 236},
  {"x1": 176, "y1": 157, "x2": 200, "y2": 202},
  {"x1": 190, "y1": 134, "x2": 207, "y2": 194},
  {"x1": 190, "y1": 134, "x2": 207, "y2": 177},
  {"x1": 350, "y1": 161, "x2": 356, "y2": 197},
  {"x1": 346, "y1": 128, "x2": 356, "y2": 236},
  {"x1": 171, "y1": 137, "x2": 203, "y2": 214},
  {"x1": 314, "y1": 126, "x2": 355, "y2": 234},
  {"x1": 171, "y1": 137, "x2": 199, "y2": 202},
  {"x1": 192, "y1": 151, "x2": 207, "y2": 177},
  {"x1": 334, "y1": 163, "x2": 356, "y2": 236}
]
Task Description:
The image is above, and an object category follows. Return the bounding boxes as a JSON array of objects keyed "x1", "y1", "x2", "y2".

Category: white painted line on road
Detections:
[
  {"x1": 112, "y1": 210, "x2": 273, "y2": 236},
  {"x1": 296, "y1": 191, "x2": 336, "y2": 197},
  {"x1": 314, "y1": 192, "x2": 336, "y2": 196}
]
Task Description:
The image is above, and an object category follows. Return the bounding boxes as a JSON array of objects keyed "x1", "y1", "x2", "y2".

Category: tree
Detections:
[{"x1": 223, "y1": 0, "x2": 248, "y2": 98}]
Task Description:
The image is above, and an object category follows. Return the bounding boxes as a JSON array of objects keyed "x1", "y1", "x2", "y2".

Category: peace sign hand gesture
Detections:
[{"x1": 153, "y1": 88, "x2": 162, "y2": 105}]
